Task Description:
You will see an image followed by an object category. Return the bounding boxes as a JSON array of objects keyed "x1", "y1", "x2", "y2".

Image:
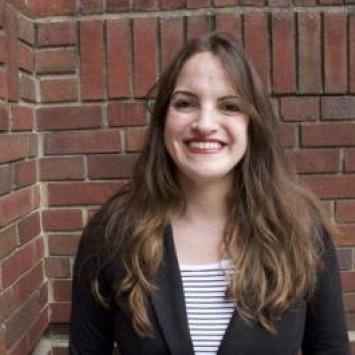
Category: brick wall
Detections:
[{"x1": 0, "y1": 0, "x2": 354, "y2": 354}]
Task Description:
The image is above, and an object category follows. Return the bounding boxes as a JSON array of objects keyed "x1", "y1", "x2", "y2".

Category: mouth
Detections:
[{"x1": 183, "y1": 138, "x2": 226, "y2": 153}]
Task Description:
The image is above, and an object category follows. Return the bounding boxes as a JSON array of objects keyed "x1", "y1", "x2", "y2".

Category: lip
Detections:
[{"x1": 183, "y1": 138, "x2": 227, "y2": 154}]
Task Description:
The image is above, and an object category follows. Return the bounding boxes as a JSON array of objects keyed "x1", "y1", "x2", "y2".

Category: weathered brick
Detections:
[
  {"x1": 277, "y1": 123, "x2": 295, "y2": 148},
  {"x1": 47, "y1": 181, "x2": 120, "y2": 206},
  {"x1": 336, "y1": 201, "x2": 355, "y2": 224},
  {"x1": 133, "y1": 0, "x2": 159, "y2": 10},
  {"x1": 272, "y1": 11, "x2": 296, "y2": 93},
  {"x1": 297, "y1": 11, "x2": 321, "y2": 93},
  {"x1": 187, "y1": 15, "x2": 212, "y2": 40},
  {"x1": 40, "y1": 77, "x2": 78, "y2": 103},
  {"x1": 79, "y1": 0, "x2": 104, "y2": 13},
  {"x1": 0, "y1": 33, "x2": 6, "y2": 64},
  {"x1": 0, "y1": 225, "x2": 17, "y2": 259},
  {"x1": 80, "y1": 20, "x2": 105, "y2": 100},
  {"x1": 108, "y1": 102, "x2": 145, "y2": 127},
  {"x1": 0, "y1": 67, "x2": 7, "y2": 99},
  {"x1": 215, "y1": 14, "x2": 242, "y2": 39},
  {"x1": 37, "y1": 22, "x2": 76, "y2": 47},
  {"x1": 107, "y1": 19, "x2": 132, "y2": 98},
  {"x1": 337, "y1": 225, "x2": 355, "y2": 246},
  {"x1": 324, "y1": 12, "x2": 347, "y2": 93},
  {"x1": 350, "y1": 14, "x2": 355, "y2": 93},
  {"x1": 6, "y1": 6, "x2": 18, "y2": 101},
  {"x1": 280, "y1": 97, "x2": 319, "y2": 122},
  {"x1": 268, "y1": 0, "x2": 291, "y2": 6},
  {"x1": 0, "y1": 165, "x2": 12, "y2": 196},
  {"x1": 48, "y1": 233, "x2": 81, "y2": 256},
  {"x1": 43, "y1": 209, "x2": 83, "y2": 232},
  {"x1": 160, "y1": 0, "x2": 186, "y2": 9},
  {"x1": 126, "y1": 127, "x2": 147, "y2": 152},
  {"x1": 37, "y1": 105, "x2": 102, "y2": 130},
  {"x1": 321, "y1": 96, "x2": 355, "y2": 120},
  {"x1": 187, "y1": 0, "x2": 211, "y2": 7},
  {"x1": 239, "y1": 0, "x2": 266, "y2": 4},
  {"x1": 160, "y1": 17, "x2": 184, "y2": 71},
  {"x1": 133, "y1": 18, "x2": 158, "y2": 97},
  {"x1": 45, "y1": 257, "x2": 71, "y2": 278},
  {"x1": 14, "y1": 159, "x2": 37, "y2": 188},
  {"x1": 17, "y1": 15, "x2": 35, "y2": 45},
  {"x1": 302, "y1": 175, "x2": 355, "y2": 199},
  {"x1": 336, "y1": 248, "x2": 352, "y2": 270},
  {"x1": 17, "y1": 211, "x2": 41, "y2": 245},
  {"x1": 88, "y1": 154, "x2": 138, "y2": 178},
  {"x1": 19, "y1": 73, "x2": 36, "y2": 102},
  {"x1": 27, "y1": 308, "x2": 49, "y2": 351},
  {"x1": 345, "y1": 149, "x2": 355, "y2": 172},
  {"x1": 301, "y1": 123, "x2": 355, "y2": 147},
  {"x1": 0, "y1": 105, "x2": 8, "y2": 131},
  {"x1": 244, "y1": 13, "x2": 270, "y2": 89},
  {"x1": 319, "y1": 0, "x2": 343, "y2": 3},
  {"x1": 39, "y1": 157, "x2": 85, "y2": 181},
  {"x1": 23, "y1": 0, "x2": 76, "y2": 17},
  {"x1": 341, "y1": 271, "x2": 355, "y2": 292},
  {"x1": 0, "y1": 134, "x2": 33, "y2": 163},
  {"x1": 107, "y1": 0, "x2": 130, "y2": 11},
  {"x1": 50, "y1": 303, "x2": 71, "y2": 323},
  {"x1": 11, "y1": 105, "x2": 34, "y2": 131},
  {"x1": 17, "y1": 42, "x2": 34, "y2": 72},
  {"x1": 289, "y1": 149, "x2": 339, "y2": 174},
  {"x1": 44, "y1": 129, "x2": 121, "y2": 155},
  {"x1": 52, "y1": 280, "x2": 72, "y2": 302},
  {"x1": 35, "y1": 48, "x2": 76, "y2": 74}
]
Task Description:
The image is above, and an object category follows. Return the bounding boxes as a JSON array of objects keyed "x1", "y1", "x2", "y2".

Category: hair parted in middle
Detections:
[{"x1": 87, "y1": 31, "x2": 333, "y2": 336}]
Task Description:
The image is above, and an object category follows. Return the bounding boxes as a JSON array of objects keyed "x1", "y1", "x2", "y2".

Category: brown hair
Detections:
[{"x1": 91, "y1": 32, "x2": 335, "y2": 335}]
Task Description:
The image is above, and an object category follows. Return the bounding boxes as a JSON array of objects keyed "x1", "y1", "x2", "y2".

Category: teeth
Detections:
[{"x1": 188, "y1": 141, "x2": 222, "y2": 150}]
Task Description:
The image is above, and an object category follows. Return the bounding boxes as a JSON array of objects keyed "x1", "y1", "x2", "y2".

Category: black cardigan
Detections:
[{"x1": 69, "y1": 216, "x2": 350, "y2": 355}]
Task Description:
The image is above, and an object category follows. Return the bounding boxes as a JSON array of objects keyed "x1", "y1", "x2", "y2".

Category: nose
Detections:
[{"x1": 191, "y1": 105, "x2": 218, "y2": 134}]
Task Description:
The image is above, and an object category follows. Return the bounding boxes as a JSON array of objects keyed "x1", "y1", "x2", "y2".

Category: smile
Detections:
[{"x1": 184, "y1": 139, "x2": 226, "y2": 153}]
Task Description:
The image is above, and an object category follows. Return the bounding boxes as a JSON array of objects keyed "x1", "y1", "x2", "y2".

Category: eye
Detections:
[
  {"x1": 172, "y1": 99, "x2": 196, "y2": 110},
  {"x1": 220, "y1": 101, "x2": 240, "y2": 112}
]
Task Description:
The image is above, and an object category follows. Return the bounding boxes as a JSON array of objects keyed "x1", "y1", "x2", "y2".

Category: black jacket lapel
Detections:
[{"x1": 151, "y1": 225, "x2": 194, "y2": 355}]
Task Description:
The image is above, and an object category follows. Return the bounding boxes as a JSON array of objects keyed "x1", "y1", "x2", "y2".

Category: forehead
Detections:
[{"x1": 174, "y1": 51, "x2": 236, "y2": 95}]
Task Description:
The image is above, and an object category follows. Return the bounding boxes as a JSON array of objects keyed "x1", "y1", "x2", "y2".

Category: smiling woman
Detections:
[{"x1": 69, "y1": 32, "x2": 350, "y2": 355}]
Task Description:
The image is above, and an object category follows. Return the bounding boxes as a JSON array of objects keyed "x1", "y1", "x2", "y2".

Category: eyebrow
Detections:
[{"x1": 172, "y1": 90, "x2": 239, "y2": 100}]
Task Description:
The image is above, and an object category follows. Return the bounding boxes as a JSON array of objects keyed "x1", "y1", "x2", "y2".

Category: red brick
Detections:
[
  {"x1": 0, "y1": 186, "x2": 37, "y2": 227},
  {"x1": 37, "y1": 105, "x2": 102, "y2": 130},
  {"x1": 302, "y1": 175, "x2": 355, "y2": 199},
  {"x1": 160, "y1": 17, "x2": 184, "y2": 71},
  {"x1": 108, "y1": 102, "x2": 145, "y2": 126},
  {"x1": 337, "y1": 225, "x2": 355, "y2": 246},
  {"x1": 17, "y1": 15, "x2": 34, "y2": 45},
  {"x1": 0, "y1": 134, "x2": 34, "y2": 163},
  {"x1": 52, "y1": 280, "x2": 72, "y2": 302},
  {"x1": 0, "y1": 105, "x2": 8, "y2": 130},
  {"x1": 40, "y1": 77, "x2": 78, "y2": 103},
  {"x1": 289, "y1": 149, "x2": 339, "y2": 174},
  {"x1": 79, "y1": 0, "x2": 104, "y2": 13},
  {"x1": 0, "y1": 165, "x2": 12, "y2": 195},
  {"x1": 215, "y1": 14, "x2": 242, "y2": 40},
  {"x1": 341, "y1": 271, "x2": 355, "y2": 292},
  {"x1": 336, "y1": 248, "x2": 352, "y2": 271},
  {"x1": 133, "y1": 0, "x2": 159, "y2": 10},
  {"x1": 107, "y1": 19, "x2": 132, "y2": 98},
  {"x1": 107, "y1": 0, "x2": 130, "y2": 11},
  {"x1": 297, "y1": 11, "x2": 321, "y2": 93},
  {"x1": 80, "y1": 20, "x2": 105, "y2": 100},
  {"x1": 160, "y1": 0, "x2": 186, "y2": 9},
  {"x1": 239, "y1": 0, "x2": 266, "y2": 4},
  {"x1": 244, "y1": 13, "x2": 270, "y2": 89},
  {"x1": 43, "y1": 209, "x2": 83, "y2": 232},
  {"x1": 301, "y1": 123, "x2": 355, "y2": 147},
  {"x1": 0, "y1": 67, "x2": 7, "y2": 99},
  {"x1": 7, "y1": 335, "x2": 29, "y2": 355},
  {"x1": 11, "y1": 105, "x2": 34, "y2": 131},
  {"x1": 22, "y1": 0, "x2": 76, "y2": 17},
  {"x1": 324, "y1": 12, "x2": 347, "y2": 93},
  {"x1": 350, "y1": 14, "x2": 355, "y2": 93},
  {"x1": 344, "y1": 293, "x2": 355, "y2": 313},
  {"x1": 319, "y1": 0, "x2": 343, "y2": 3},
  {"x1": 50, "y1": 303, "x2": 71, "y2": 323},
  {"x1": 27, "y1": 308, "x2": 48, "y2": 351},
  {"x1": 187, "y1": 15, "x2": 212, "y2": 40},
  {"x1": 44, "y1": 129, "x2": 121, "y2": 155},
  {"x1": 187, "y1": 0, "x2": 211, "y2": 7},
  {"x1": 48, "y1": 233, "x2": 81, "y2": 256},
  {"x1": 14, "y1": 159, "x2": 36, "y2": 188},
  {"x1": 47, "y1": 181, "x2": 120, "y2": 206},
  {"x1": 336, "y1": 201, "x2": 355, "y2": 224},
  {"x1": 6, "y1": 6, "x2": 18, "y2": 101},
  {"x1": 0, "y1": 225, "x2": 17, "y2": 259},
  {"x1": 277, "y1": 123, "x2": 295, "y2": 148},
  {"x1": 45, "y1": 257, "x2": 71, "y2": 278},
  {"x1": 17, "y1": 42, "x2": 34, "y2": 72},
  {"x1": 17, "y1": 211, "x2": 41, "y2": 244},
  {"x1": 272, "y1": 11, "x2": 296, "y2": 93},
  {"x1": 37, "y1": 22, "x2": 76, "y2": 47},
  {"x1": 0, "y1": 326, "x2": 5, "y2": 355},
  {"x1": 39, "y1": 157, "x2": 85, "y2": 181},
  {"x1": 88, "y1": 154, "x2": 138, "y2": 178},
  {"x1": 0, "y1": 33, "x2": 6, "y2": 63},
  {"x1": 321, "y1": 96, "x2": 355, "y2": 120},
  {"x1": 35, "y1": 48, "x2": 76, "y2": 74},
  {"x1": 268, "y1": 0, "x2": 290, "y2": 5},
  {"x1": 19, "y1": 73, "x2": 36, "y2": 102},
  {"x1": 0, "y1": 0, "x2": 3, "y2": 27},
  {"x1": 1, "y1": 240, "x2": 38, "y2": 287},
  {"x1": 280, "y1": 97, "x2": 319, "y2": 121},
  {"x1": 126, "y1": 127, "x2": 147, "y2": 152},
  {"x1": 345, "y1": 149, "x2": 355, "y2": 172},
  {"x1": 133, "y1": 18, "x2": 158, "y2": 97}
]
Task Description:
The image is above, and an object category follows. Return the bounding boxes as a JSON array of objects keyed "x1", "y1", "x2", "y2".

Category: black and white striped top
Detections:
[{"x1": 179, "y1": 260, "x2": 235, "y2": 355}]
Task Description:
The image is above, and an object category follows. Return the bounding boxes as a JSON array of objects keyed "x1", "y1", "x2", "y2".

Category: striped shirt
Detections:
[{"x1": 179, "y1": 260, "x2": 235, "y2": 355}]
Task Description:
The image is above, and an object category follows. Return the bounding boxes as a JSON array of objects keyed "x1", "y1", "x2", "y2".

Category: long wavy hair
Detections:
[{"x1": 91, "y1": 32, "x2": 336, "y2": 335}]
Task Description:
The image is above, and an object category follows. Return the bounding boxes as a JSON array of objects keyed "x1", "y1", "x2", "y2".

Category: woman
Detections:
[{"x1": 69, "y1": 32, "x2": 350, "y2": 354}]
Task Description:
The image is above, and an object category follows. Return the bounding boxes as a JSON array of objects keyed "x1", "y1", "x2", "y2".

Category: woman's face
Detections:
[{"x1": 164, "y1": 51, "x2": 249, "y2": 186}]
